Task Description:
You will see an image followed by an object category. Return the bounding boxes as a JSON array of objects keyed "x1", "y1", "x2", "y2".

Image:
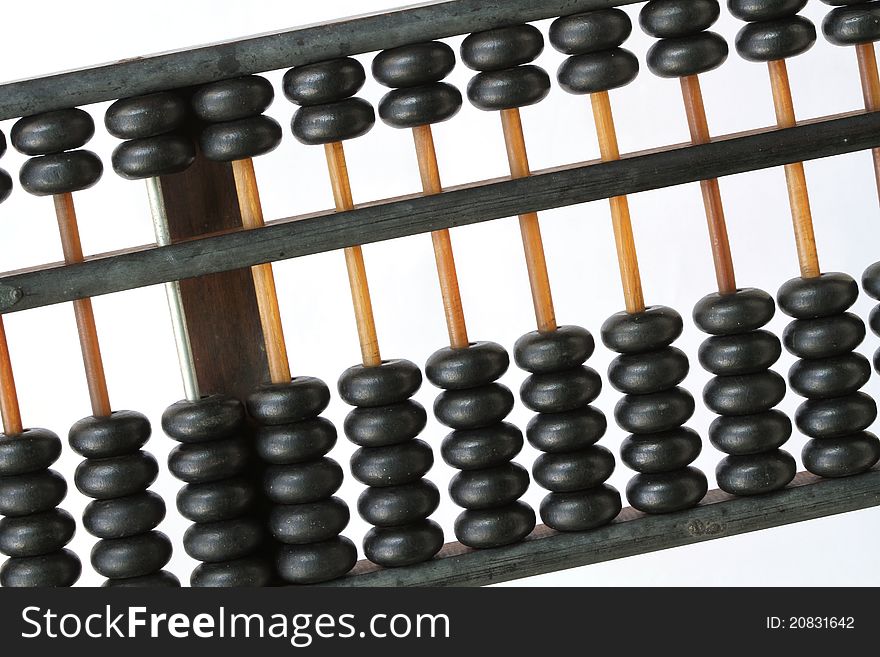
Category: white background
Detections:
[{"x1": 0, "y1": 0, "x2": 878, "y2": 587}]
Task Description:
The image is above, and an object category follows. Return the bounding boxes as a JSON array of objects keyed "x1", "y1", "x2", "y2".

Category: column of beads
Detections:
[
  {"x1": 0, "y1": 129, "x2": 81, "y2": 587},
  {"x1": 640, "y1": 0, "x2": 796, "y2": 495},
  {"x1": 731, "y1": 0, "x2": 880, "y2": 477},
  {"x1": 549, "y1": 10, "x2": 708, "y2": 514},
  {"x1": 11, "y1": 110, "x2": 178, "y2": 586},
  {"x1": 284, "y1": 58, "x2": 444, "y2": 566}
]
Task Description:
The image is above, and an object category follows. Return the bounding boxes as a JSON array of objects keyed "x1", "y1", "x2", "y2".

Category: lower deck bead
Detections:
[
  {"x1": 277, "y1": 536, "x2": 358, "y2": 584},
  {"x1": 526, "y1": 407, "x2": 607, "y2": 453},
  {"x1": 343, "y1": 401, "x2": 427, "y2": 448},
  {"x1": 75, "y1": 451, "x2": 159, "y2": 500},
  {"x1": 783, "y1": 313, "x2": 865, "y2": 359},
  {"x1": 0, "y1": 469, "x2": 67, "y2": 517},
  {"x1": 269, "y1": 497, "x2": 350, "y2": 544},
  {"x1": 514, "y1": 326, "x2": 594, "y2": 375},
  {"x1": 83, "y1": 491, "x2": 165, "y2": 539},
  {"x1": 363, "y1": 520, "x2": 444, "y2": 568},
  {"x1": 102, "y1": 571, "x2": 180, "y2": 588},
  {"x1": 0, "y1": 509, "x2": 76, "y2": 557},
  {"x1": 620, "y1": 428, "x2": 702, "y2": 474},
  {"x1": 795, "y1": 392, "x2": 877, "y2": 438},
  {"x1": 703, "y1": 370, "x2": 787, "y2": 416},
  {"x1": 454, "y1": 501, "x2": 536, "y2": 549},
  {"x1": 0, "y1": 429, "x2": 62, "y2": 476},
  {"x1": 520, "y1": 366, "x2": 602, "y2": 414},
  {"x1": 715, "y1": 450, "x2": 797, "y2": 496},
  {"x1": 450, "y1": 463, "x2": 530, "y2": 509},
  {"x1": 533, "y1": 446, "x2": 615, "y2": 493},
  {"x1": 191, "y1": 556, "x2": 275, "y2": 588},
  {"x1": 357, "y1": 481, "x2": 440, "y2": 527},
  {"x1": 0, "y1": 549, "x2": 81, "y2": 587},
  {"x1": 264, "y1": 459, "x2": 344, "y2": 504},
  {"x1": 699, "y1": 330, "x2": 782, "y2": 376},
  {"x1": 168, "y1": 438, "x2": 249, "y2": 484},
  {"x1": 176, "y1": 478, "x2": 257, "y2": 523},
  {"x1": 802, "y1": 433, "x2": 880, "y2": 478},
  {"x1": 540, "y1": 485, "x2": 622, "y2": 532},
  {"x1": 609, "y1": 347, "x2": 689, "y2": 395},
  {"x1": 183, "y1": 518, "x2": 264, "y2": 563},
  {"x1": 247, "y1": 377, "x2": 332, "y2": 426},
  {"x1": 709, "y1": 410, "x2": 792, "y2": 456},
  {"x1": 92, "y1": 531, "x2": 172, "y2": 579},
  {"x1": 625, "y1": 467, "x2": 708, "y2": 514},
  {"x1": 615, "y1": 387, "x2": 695, "y2": 434},
  {"x1": 778, "y1": 273, "x2": 859, "y2": 320},
  {"x1": 434, "y1": 383, "x2": 515, "y2": 430},
  {"x1": 441, "y1": 423, "x2": 524, "y2": 470},
  {"x1": 788, "y1": 353, "x2": 872, "y2": 399},
  {"x1": 350, "y1": 440, "x2": 434, "y2": 487},
  {"x1": 255, "y1": 418, "x2": 337, "y2": 464}
]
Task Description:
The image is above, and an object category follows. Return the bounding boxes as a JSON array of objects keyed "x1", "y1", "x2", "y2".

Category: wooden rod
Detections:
[
  {"x1": 680, "y1": 75, "x2": 737, "y2": 294},
  {"x1": 324, "y1": 141, "x2": 382, "y2": 367},
  {"x1": 856, "y1": 42, "x2": 880, "y2": 205},
  {"x1": 231, "y1": 158, "x2": 292, "y2": 384},
  {"x1": 0, "y1": 317, "x2": 23, "y2": 435},
  {"x1": 54, "y1": 193, "x2": 112, "y2": 417},
  {"x1": 768, "y1": 59, "x2": 821, "y2": 279},
  {"x1": 412, "y1": 125, "x2": 470, "y2": 349},
  {"x1": 499, "y1": 108, "x2": 558, "y2": 332},
  {"x1": 589, "y1": 91, "x2": 646, "y2": 314}
]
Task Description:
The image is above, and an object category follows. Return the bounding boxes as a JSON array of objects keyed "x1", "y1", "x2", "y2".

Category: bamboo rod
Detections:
[
  {"x1": 54, "y1": 192, "x2": 112, "y2": 417},
  {"x1": 232, "y1": 158, "x2": 292, "y2": 384},
  {"x1": 768, "y1": 59, "x2": 821, "y2": 279},
  {"x1": 589, "y1": 91, "x2": 646, "y2": 314},
  {"x1": 0, "y1": 317, "x2": 23, "y2": 435},
  {"x1": 680, "y1": 75, "x2": 737, "y2": 294},
  {"x1": 412, "y1": 125, "x2": 470, "y2": 349},
  {"x1": 324, "y1": 141, "x2": 382, "y2": 367},
  {"x1": 499, "y1": 108, "x2": 558, "y2": 332},
  {"x1": 857, "y1": 42, "x2": 880, "y2": 205}
]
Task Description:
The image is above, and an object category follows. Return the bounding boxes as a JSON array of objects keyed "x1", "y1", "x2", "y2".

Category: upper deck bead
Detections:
[
  {"x1": 105, "y1": 93, "x2": 188, "y2": 140},
  {"x1": 373, "y1": 42, "x2": 456, "y2": 88},
  {"x1": 291, "y1": 98, "x2": 375, "y2": 145},
  {"x1": 549, "y1": 9, "x2": 632, "y2": 55},
  {"x1": 12, "y1": 109, "x2": 95, "y2": 155},
  {"x1": 111, "y1": 134, "x2": 196, "y2": 180},
  {"x1": 647, "y1": 32, "x2": 729, "y2": 77},
  {"x1": 461, "y1": 25, "x2": 544, "y2": 71},
  {"x1": 640, "y1": 0, "x2": 721, "y2": 39},
  {"x1": 466, "y1": 65, "x2": 551, "y2": 111},
  {"x1": 378, "y1": 83, "x2": 462, "y2": 129},
  {"x1": 200, "y1": 116, "x2": 282, "y2": 161},
  {"x1": 19, "y1": 151, "x2": 103, "y2": 196},
  {"x1": 283, "y1": 58, "x2": 366, "y2": 106},
  {"x1": 728, "y1": 0, "x2": 808, "y2": 21},
  {"x1": 823, "y1": 3, "x2": 880, "y2": 46},
  {"x1": 735, "y1": 16, "x2": 817, "y2": 61},
  {"x1": 192, "y1": 76, "x2": 274, "y2": 122},
  {"x1": 558, "y1": 49, "x2": 639, "y2": 94}
]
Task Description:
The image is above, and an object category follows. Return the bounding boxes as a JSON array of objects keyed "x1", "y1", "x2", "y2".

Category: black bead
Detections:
[
  {"x1": 778, "y1": 273, "x2": 859, "y2": 319},
  {"x1": 176, "y1": 477, "x2": 257, "y2": 523},
  {"x1": 608, "y1": 346, "x2": 689, "y2": 394},
  {"x1": 339, "y1": 359, "x2": 422, "y2": 407},
  {"x1": 0, "y1": 169, "x2": 10, "y2": 205},
  {"x1": 626, "y1": 466, "x2": 708, "y2": 514},
  {"x1": 350, "y1": 439, "x2": 434, "y2": 487},
  {"x1": 550, "y1": 9, "x2": 632, "y2": 55},
  {"x1": 735, "y1": 16, "x2": 817, "y2": 62},
  {"x1": 640, "y1": 0, "x2": 721, "y2": 38},
  {"x1": 276, "y1": 537, "x2": 358, "y2": 584},
  {"x1": 83, "y1": 492, "x2": 165, "y2": 539},
  {"x1": 12, "y1": 109, "x2": 95, "y2": 155},
  {"x1": 105, "y1": 93, "x2": 188, "y2": 140},
  {"x1": 200, "y1": 115, "x2": 282, "y2": 161},
  {"x1": 647, "y1": 32, "x2": 729, "y2": 78},
  {"x1": 703, "y1": 370, "x2": 787, "y2": 415},
  {"x1": 540, "y1": 485, "x2": 622, "y2": 532},
  {"x1": 283, "y1": 59, "x2": 366, "y2": 106},
  {"x1": 111, "y1": 134, "x2": 196, "y2": 180},
  {"x1": 378, "y1": 83, "x2": 462, "y2": 129},
  {"x1": 521, "y1": 366, "x2": 602, "y2": 413},
  {"x1": 0, "y1": 428, "x2": 61, "y2": 476},
  {"x1": 247, "y1": 377, "x2": 331, "y2": 425},
  {"x1": 863, "y1": 260, "x2": 880, "y2": 299},
  {"x1": 168, "y1": 438, "x2": 249, "y2": 484},
  {"x1": 601, "y1": 306, "x2": 684, "y2": 354},
  {"x1": 789, "y1": 353, "x2": 872, "y2": 399},
  {"x1": 19, "y1": 150, "x2": 103, "y2": 196},
  {"x1": 620, "y1": 427, "x2": 703, "y2": 473},
  {"x1": 699, "y1": 330, "x2": 781, "y2": 375},
  {"x1": 162, "y1": 395, "x2": 245, "y2": 444},
  {"x1": 466, "y1": 66, "x2": 551, "y2": 111},
  {"x1": 557, "y1": 48, "x2": 640, "y2": 94},
  {"x1": 442, "y1": 422, "x2": 524, "y2": 469},
  {"x1": 693, "y1": 288, "x2": 775, "y2": 335},
  {"x1": 102, "y1": 571, "x2": 180, "y2": 588},
  {"x1": 614, "y1": 387, "x2": 695, "y2": 434},
  {"x1": 68, "y1": 411, "x2": 151, "y2": 459},
  {"x1": 526, "y1": 407, "x2": 607, "y2": 453},
  {"x1": 263, "y1": 458, "x2": 344, "y2": 504},
  {"x1": 357, "y1": 480, "x2": 441, "y2": 527},
  {"x1": 426, "y1": 341, "x2": 509, "y2": 389},
  {"x1": 92, "y1": 531, "x2": 172, "y2": 579},
  {"x1": 183, "y1": 518, "x2": 264, "y2": 563},
  {"x1": 291, "y1": 98, "x2": 375, "y2": 145},
  {"x1": 191, "y1": 557, "x2": 274, "y2": 588},
  {"x1": 709, "y1": 410, "x2": 792, "y2": 455},
  {"x1": 0, "y1": 549, "x2": 81, "y2": 587},
  {"x1": 434, "y1": 383, "x2": 515, "y2": 430},
  {"x1": 795, "y1": 392, "x2": 877, "y2": 438},
  {"x1": 461, "y1": 25, "x2": 545, "y2": 71},
  {"x1": 255, "y1": 417, "x2": 337, "y2": 464},
  {"x1": 728, "y1": 0, "x2": 808, "y2": 22},
  {"x1": 802, "y1": 433, "x2": 880, "y2": 477},
  {"x1": 192, "y1": 76, "x2": 274, "y2": 122},
  {"x1": 343, "y1": 401, "x2": 427, "y2": 448},
  {"x1": 373, "y1": 42, "x2": 456, "y2": 88},
  {"x1": 824, "y1": 4, "x2": 880, "y2": 46},
  {"x1": 514, "y1": 326, "x2": 594, "y2": 374},
  {"x1": 450, "y1": 463, "x2": 531, "y2": 508},
  {"x1": 363, "y1": 520, "x2": 444, "y2": 568},
  {"x1": 0, "y1": 130, "x2": 6, "y2": 158},
  {"x1": 75, "y1": 452, "x2": 159, "y2": 500},
  {"x1": 0, "y1": 470, "x2": 67, "y2": 517},
  {"x1": 783, "y1": 313, "x2": 865, "y2": 359},
  {"x1": 533, "y1": 445, "x2": 615, "y2": 493},
  {"x1": 454, "y1": 501, "x2": 536, "y2": 549},
  {"x1": 716, "y1": 449, "x2": 797, "y2": 495},
  {"x1": 0, "y1": 509, "x2": 76, "y2": 557}
]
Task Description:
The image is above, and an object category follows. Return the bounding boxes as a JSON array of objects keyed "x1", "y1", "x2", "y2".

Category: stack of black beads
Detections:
[
  {"x1": 0, "y1": 129, "x2": 11, "y2": 202},
  {"x1": 864, "y1": 263, "x2": 880, "y2": 373},
  {"x1": 640, "y1": 1, "x2": 728, "y2": 79}
]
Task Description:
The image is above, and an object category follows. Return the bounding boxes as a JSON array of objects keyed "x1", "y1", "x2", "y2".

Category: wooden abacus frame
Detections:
[{"x1": 1, "y1": 0, "x2": 879, "y2": 586}]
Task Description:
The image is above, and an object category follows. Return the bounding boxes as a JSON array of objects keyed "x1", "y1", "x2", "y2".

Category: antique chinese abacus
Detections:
[{"x1": 1, "y1": 0, "x2": 880, "y2": 587}]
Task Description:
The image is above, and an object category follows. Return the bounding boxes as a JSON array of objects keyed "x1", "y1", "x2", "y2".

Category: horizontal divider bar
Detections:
[
  {"x1": 0, "y1": 0, "x2": 640, "y2": 120},
  {"x1": 319, "y1": 468, "x2": 880, "y2": 587},
  {"x1": 1, "y1": 110, "x2": 878, "y2": 314}
]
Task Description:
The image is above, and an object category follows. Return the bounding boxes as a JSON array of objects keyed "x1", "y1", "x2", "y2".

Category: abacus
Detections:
[{"x1": 1, "y1": 0, "x2": 879, "y2": 587}]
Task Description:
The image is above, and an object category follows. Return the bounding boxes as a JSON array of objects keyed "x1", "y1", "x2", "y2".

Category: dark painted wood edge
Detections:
[
  {"x1": 317, "y1": 468, "x2": 880, "y2": 587},
  {"x1": 0, "y1": 0, "x2": 640, "y2": 120},
  {"x1": 2, "y1": 110, "x2": 879, "y2": 314}
]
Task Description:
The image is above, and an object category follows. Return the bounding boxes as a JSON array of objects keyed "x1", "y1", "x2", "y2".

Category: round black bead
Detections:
[
  {"x1": 442, "y1": 422, "x2": 524, "y2": 469},
  {"x1": 91, "y1": 531, "x2": 172, "y2": 579},
  {"x1": 550, "y1": 9, "x2": 633, "y2": 55},
  {"x1": 609, "y1": 346, "x2": 689, "y2": 394},
  {"x1": 378, "y1": 83, "x2": 462, "y2": 129},
  {"x1": 363, "y1": 520, "x2": 444, "y2": 568},
  {"x1": 614, "y1": 387, "x2": 695, "y2": 434},
  {"x1": 0, "y1": 130, "x2": 6, "y2": 157},
  {"x1": 461, "y1": 25, "x2": 545, "y2": 71},
  {"x1": 0, "y1": 509, "x2": 76, "y2": 557},
  {"x1": 12, "y1": 109, "x2": 95, "y2": 155},
  {"x1": 168, "y1": 438, "x2": 249, "y2": 484},
  {"x1": 796, "y1": 392, "x2": 877, "y2": 438},
  {"x1": 291, "y1": 98, "x2": 375, "y2": 145},
  {"x1": 102, "y1": 572, "x2": 180, "y2": 588},
  {"x1": 426, "y1": 341, "x2": 509, "y2": 389},
  {"x1": 454, "y1": 501, "x2": 536, "y2": 549},
  {"x1": 802, "y1": 433, "x2": 880, "y2": 477},
  {"x1": 105, "y1": 93, "x2": 188, "y2": 140},
  {"x1": 703, "y1": 370, "x2": 787, "y2": 415},
  {"x1": 626, "y1": 466, "x2": 708, "y2": 514},
  {"x1": 200, "y1": 115, "x2": 282, "y2": 161},
  {"x1": 735, "y1": 16, "x2": 817, "y2": 62},
  {"x1": 709, "y1": 410, "x2": 792, "y2": 455},
  {"x1": 68, "y1": 411, "x2": 151, "y2": 459},
  {"x1": 0, "y1": 549, "x2": 81, "y2": 588},
  {"x1": 111, "y1": 134, "x2": 196, "y2": 180},
  {"x1": 264, "y1": 458, "x2": 344, "y2": 504},
  {"x1": 183, "y1": 518, "x2": 264, "y2": 563},
  {"x1": 0, "y1": 428, "x2": 61, "y2": 476},
  {"x1": 824, "y1": 4, "x2": 880, "y2": 46},
  {"x1": 540, "y1": 485, "x2": 622, "y2": 532},
  {"x1": 601, "y1": 306, "x2": 684, "y2": 354},
  {"x1": 789, "y1": 353, "x2": 872, "y2": 399},
  {"x1": 434, "y1": 383, "x2": 515, "y2": 430},
  {"x1": 192, "y1": 76, "x2": 274, "y2": 122},
  {"x1": 647, "y1": 32, "x2": 729, "y2": 78},
  {"x1": 191, "y1": 557, "x2": 274, "y2": 588},
  {"x1": 620, "y1": 427, "x2": 702, "y2": 473},
  {"x1": 557, "y1": 48, "x2": 640, "y2": 94},
  {"x1": 693, "y1": 288, "x2": 775, "y2": 335},
  {"x1": 778, "y1": 273, "x2": 859, "y2": 319},
  {"x1": 283, "y1": 58, "x2": 366, "y2": 106},
  {"x1": 373, "y1": 42, "x2": 456, "y2": 88},
  {"x1": 863, "y1": 260, "x2": 880, "y2": 299},
  {"x1": 450, "y1": 462, "x2": 531, "y2": 508},
  {"x1": 75, "y1": 452, "x2": 159, "y2": 500},
  {"x1": 357, "y1": 480, "x2": 441, "y2": 527},
  {"x1": 514, "y1": 326, "x2": 594, "y2": 374},
  {"x1": 526, "y1": 407, "x2": 607, "y2": 453},
  {"x1": 162, "y1": 395, "x2": 245, "y2": 444},
  {"x1": 277, "y1": 537, "x2": 358, "y2": 584},
  {"x1": 533, "y1": 445, "x2": 615, "y2": 493},
  {"x1": 716, "y1": 449, "x2": 797, "y2": 495},
  {"x1": 699, "y1": 330, "x2": 781, "y2": 376},
  {"x1": 640, "y1": 0, "x2": 721, "y2": 38},
  {"x1": 466, "y1": 66, "x2": 551, "y2": 111},
  {"x1": 0, "y1": 169, "x2": 10, "y2": 205},
  {"x1": 343, "y1": 401, "x2": 427, "y2": 448},
  {"x1": 520, "y1": 366, "x2": 602, "y2": 413},
  {"x1": 339, "y1": 359, "x2": 422, "y2": 407},
  {"x1": 350, "y1": 439, "x2": 434, "y2": 487},
  {"x1": 247, "y1": 377, "x2": 331, "y2": 425},
  {"x1": 19, "y1": 150, "x2": 103, "y2": 196},
  {"x1": 728, "y1": 0, "x2": 808, "y2": 22},
  {"x1": 176, "y1": 478, "x2": 257, "y2": 523},
  {"x1": 783, "y1": 313, "x2": 865, "y2": 359},
  {"x1": 0, "y1": 470, "x2": 67, "y2": 517},
  {"x1": 255, "y1": 417, "x2": 337, "y2": 464},
  {"x1": 83, "y1": 492, "x2": 165, "y2": 539}
]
